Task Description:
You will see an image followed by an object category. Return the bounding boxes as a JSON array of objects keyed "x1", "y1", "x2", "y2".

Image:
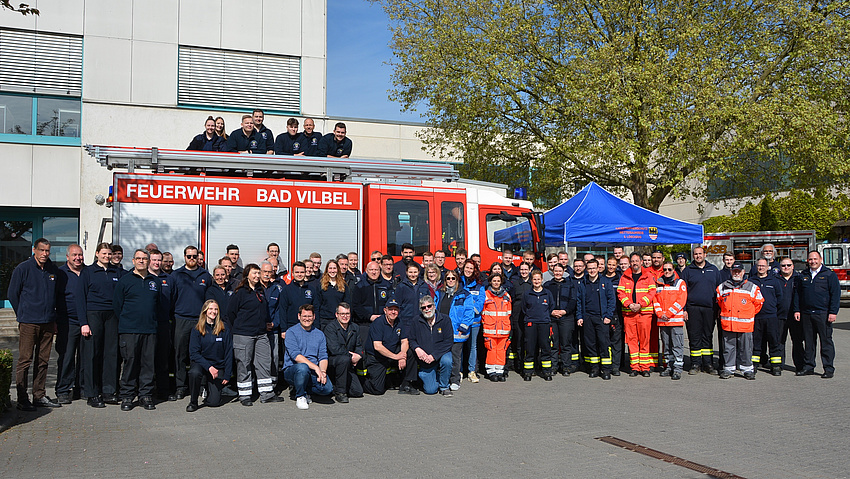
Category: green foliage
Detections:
[
  {"x1": 702, "y1": 190, "x2": 850, "y2": 240},
  {"x1": 376, "y1": 0, "x2": 850, "y2": 211},
  {"x1": 1, "y1": 1, "x2": 38, "y2": 15},
  {"x1": 0, "y1": 349, "x2": 12, "y2": 412}
]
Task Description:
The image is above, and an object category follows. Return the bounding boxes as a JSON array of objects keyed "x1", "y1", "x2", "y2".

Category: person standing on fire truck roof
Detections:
[
  {"x1": 317, "y1": 122, "x2": 353, "y2": 158},
  {"x1": 225, "y1": 115, "x2": 267, "y2": 154}
]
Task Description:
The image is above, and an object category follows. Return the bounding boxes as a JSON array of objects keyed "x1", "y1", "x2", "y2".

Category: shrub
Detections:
[{"x1": 0, "y1": 349, "x2": 12, "y2": 412}]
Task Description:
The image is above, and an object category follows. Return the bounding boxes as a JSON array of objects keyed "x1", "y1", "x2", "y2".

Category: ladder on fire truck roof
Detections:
[{"x1": 84, "y1": 145, "x2": 460, "y2": 183}]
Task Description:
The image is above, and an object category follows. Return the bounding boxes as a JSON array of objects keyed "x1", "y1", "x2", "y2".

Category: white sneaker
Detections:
[
  {"x1": 450, "y1": 383, "x2": 460, "y2": 391},
  {"x1": 296, "y1": 396, "x2": 309, "y2": 410}
]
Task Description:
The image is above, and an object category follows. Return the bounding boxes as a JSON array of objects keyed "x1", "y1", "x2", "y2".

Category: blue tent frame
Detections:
[{"x1": 494, "y1": 182, "x2": 703, "y2": 247}]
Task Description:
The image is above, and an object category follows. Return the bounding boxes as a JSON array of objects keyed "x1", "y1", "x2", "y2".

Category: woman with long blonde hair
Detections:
[
  {"x1": 187, "y1": 299, "x2": 232, "y2": 412},
  {"x1": 317, "y1": 259, "x2": 351, "y2": 329}
]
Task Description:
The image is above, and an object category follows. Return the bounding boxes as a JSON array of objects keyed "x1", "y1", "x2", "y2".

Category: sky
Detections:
[{"x1": 326, "y1": 0, "x2": 424, "y2": 123}]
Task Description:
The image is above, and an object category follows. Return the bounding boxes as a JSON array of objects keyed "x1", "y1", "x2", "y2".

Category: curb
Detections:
[{"x1": 0, "y1": 404, "x2": 18, "y2": 435}]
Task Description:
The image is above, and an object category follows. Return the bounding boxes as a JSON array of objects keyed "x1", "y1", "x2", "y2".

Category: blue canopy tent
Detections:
[{"x1": 494, "y1": 182, "x2": 704, "y2": 247}]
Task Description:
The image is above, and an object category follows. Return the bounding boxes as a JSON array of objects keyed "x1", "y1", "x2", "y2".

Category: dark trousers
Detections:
[
  {"x1": 508, "y1": 316, "x2": 524, "y2": 370},
  {"x1": 783, "y1": 316, "x2": 806, "y2": 371},
  {"x1": 330, "y1": 354, "x2": 364, "y2": 397},
  {"x1": 55, "y1": 321, "x2": 83, "y2": 396},
  {"x1": 802, "y1": 312, "x2": 835, "y2": 374},
  {"x1": 609, "y1": 316, "x2": 624, "y2": 371},
  {"x1": 582, "y1": 316, "x2": 612, "y2": 373},
  {"x1": 173, "y1": 316, "x2": 195, "y2": 391},
  {"x1": 550, "y1": 315, "x2": 575, "y2": 371},
  {"x1": 523, "y1": 322, "x2": 552, "y2": 373},
  {"x1": 362, "y1": 350, "x2": 417, "y2": 395},
  {"x1": 154, "y1": 320, "x2": 174, "y2": 396},
  {"x1": 119, "y1": 333, "x2": 156, "y2": 400},
  {"x1": 82, "y1": 310, "x2": 119, "y2": 398},
  {"x1": 188, "y1": 362, "x2": 226, "y2": 407},
  {"x1": 753, "y1": 315, "x2": 783, "y2": 367},
  {"x1": 450, "y1": 341, "x2": 464, "y2": 384},
  {"x1": 16, "y1": 322, "x2": 54, "y2": 402},
  {"x1": 685, "y1": 306, "x2": 715, "y2": 368},
  {"x1": 355, "y1": 323, "x2": 371, "y2": 377}
]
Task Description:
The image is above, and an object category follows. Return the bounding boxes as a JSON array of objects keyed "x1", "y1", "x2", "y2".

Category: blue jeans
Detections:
[
  {"x1": 283, "y1": 363, "x2": 334, "y2": 398},
  {"x1": 464, "y1": 325, "x2": 481, "y2": 373},
  {"x1": 418, "y1": 351, "x2": 452, "y2": 394}
]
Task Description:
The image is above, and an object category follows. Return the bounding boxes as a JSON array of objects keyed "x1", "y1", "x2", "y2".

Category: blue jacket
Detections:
[
  {"x1": 187, "y1": 132, "x2": 224, "y2": 151},
  {"x1": 395, "y1": 278, "x2": 431, "y2": 326},
  {"x1": 190, "y1": 322, "x2": 233, "y2": 379},
  {"x1": 680, "y1": 261, "x2": 722, "y2": 310},
  {"x1": 316, "y1": 133, "x2": 353, "y2": 157},
  {"x1": 352, "y1": 276, "x2": 393, "y2": 324},
  {"x1": 522, "y1": 288, "x2": 554, "y2": 323},
  {"x1": 283, "y1": 324, "x2": 328, "y2": 369},
  {"x1": 113, "y1": 270, "x2": 159, "y2": 334},
  {"x1": 407, "y1": 312, "x2": 453, "y2": 360},
  {"x1": 297, "y1": 131, "x2": 323, "y2": 156},
  {"x1": 77, "y1": 262, "x2": 121, "y2": 323},
  {"x1": 279, "y1": 280, "x2": 318, "y2": 330},
  {"x1": 749, "y1": 274, "x2": 783, "y2": 319},
  {"x1": 273, "y1": 132, "x2": 301, "y2": 155},
  {"x1": 793, "y1": 267, "x2": 841, "y2": 315},
  {"x1": 436, "y1": 288, "x2": 476, "y2": 342},
  {"x1": 460, "y1": 276, "x2": 485, "y2": 327},
  {"x1": 172, "y1": 266, "x2": 212, "y2": 320},
  {"x1": 576, "y1": 275, "x2": 616, "y2": 321},
  {"x1": 544, "y1": 277, "x2": 577, "y2": 318},
  {"x1": 151, "y1": 271, "x2": 175, "y2": 324},
  {"x1": 205, "y1": 283, "x2": 233, "y2": 320},
  {"x1": 777, "y1": 272, "x2": 798, "y2": 320},
  {"x1": 263, "y1": 281, "x2": 283, "y2": 328},
  {"x1": 57, "y1": 263, "x2": 82, "y2": 325},
  {"x1": 317, "y1": 282, "x2": 353, "y2": 320},
  {"x1": 227, "y1": 285, "x2": 270, "y2": 337},
  {"x1": 7, "y1": 256, "x2": 61, "y2": 324},
  {"x1": 225, "y1": 128, "x2": 268, "y2": 154}
]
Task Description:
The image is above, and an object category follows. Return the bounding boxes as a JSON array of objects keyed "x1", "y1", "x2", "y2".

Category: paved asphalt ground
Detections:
[{"x1": 3, "y1": 307, "x2": 849, "y2": 478}]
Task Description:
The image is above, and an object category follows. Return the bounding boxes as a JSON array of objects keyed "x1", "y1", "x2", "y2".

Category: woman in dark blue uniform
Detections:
[{"x1": 187, "y1": 299, "x2": 232, "y2": 412}]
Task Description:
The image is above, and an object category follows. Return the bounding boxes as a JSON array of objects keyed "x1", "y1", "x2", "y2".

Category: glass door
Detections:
[{"x1": 1, "y1": 220, "x2": 34, "y2": 307}]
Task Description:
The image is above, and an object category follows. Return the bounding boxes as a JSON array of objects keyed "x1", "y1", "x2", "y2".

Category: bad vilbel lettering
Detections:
[
  {"x1": 256, "y1": 188, "x2": 353, "y2": 206},
  {"x1": 126, "y1": 183, "x2": 240, "y2": 201}
]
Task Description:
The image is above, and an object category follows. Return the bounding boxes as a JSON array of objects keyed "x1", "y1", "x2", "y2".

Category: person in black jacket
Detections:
[
  {"x1": 317, "y1": 260, "x2": 352, "y2": 329},
  {"x1": 205, "y1": 265, "x2": 232, "y2": 322},
  {"x1": 408, "y1": 295, "x2": 454, "y2": 396},
  {"x1": 793, "y1": 251, "x2": 841, "y2": 378},
  {"x1": 113, "y1": 249, "x2": 160, "y2": 411},
  {"x1": 172, "y1": 246, "x2": 212, "y2": 399},
  {"x1": 324, "y1": 303, "x2": 364, "y2": 403},
  {"x1": 316, "y1": 122, "x2": 353, "y2": 158},
  {"x1": 776, "y1": 257, "x2": 804, "y2": 372},
  {"x1": 544, "y1": 264, "x2": 577, "y2": 376},
  {"x1": 187, "y1": 116, "x2": 224, "y2": 151},
  {"x1": 749, "y1": 258, "x2": 784, "y2": 376},
  {"x1": 77, "y1": 242, "x2": 122, "y2": 408},
  {"x1": 522, "y1": 271, "x2": 555, "y2": 381},
  {"x1": 7, "y1": 238, "x2": 63, "y2": 411},
  {"x1": 225, "y1": 115, "x2": 266, "y2": 154},
  {"x1": 187, "y1": 299, "x2": 233, "y2": 412},
  {"x1": 226, "y1": 264, "x2": 281, "y2": 406},
  {"x1": 352, "y1": 261, "x2": 392, "y2": 342},
  {"x1": 508, "y1": 262, "x2": 532, "y2": 373}
]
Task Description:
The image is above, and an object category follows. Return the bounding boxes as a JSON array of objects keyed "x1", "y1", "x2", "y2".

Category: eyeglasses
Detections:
[
  {"x1": 420, "y1": 304, "x2": 434, "y2": 310},
  {"x1": 337, "y1": 313, "x2": 351, "y2": 317},
  {"x1": 445, "y1": 277, "x2": 457, "y2": 281},
  {"x1": 185, "y1": 255, "x2": 198, "y2": 259},
  {"x1": 781, "y1": 264, "x2": 793, "y2": 267},
  {"x1": 662, "y1": 268, "x2": 674, "y2": 272}
]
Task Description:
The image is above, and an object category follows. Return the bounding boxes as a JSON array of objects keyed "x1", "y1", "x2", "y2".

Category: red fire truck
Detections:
[
  {"x1": 87, "y1": 146, "x2": 543, "y2": 271},
  {"x1": 702, "y1": 230, "x2": 816, "y2": 271},
  {"x1": 819, "y1": 243, "x2": 850, "y2": 301}
]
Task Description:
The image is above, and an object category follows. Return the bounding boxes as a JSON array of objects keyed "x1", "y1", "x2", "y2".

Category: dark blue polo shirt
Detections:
[{"x1": 366, "y1": 315, "x2": 406, "y2": 356}]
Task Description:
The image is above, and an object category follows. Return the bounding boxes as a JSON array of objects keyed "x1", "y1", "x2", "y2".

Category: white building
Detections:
[{"x1": 0, "y1": 0, "x2": 445, "y2": 307}]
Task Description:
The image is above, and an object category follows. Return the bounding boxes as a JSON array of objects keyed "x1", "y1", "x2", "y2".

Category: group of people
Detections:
[
  {"x1": 187, "y1": 110, "x2": 353, "y2": 158},
  {"x1": 8, "y1": 239, "x2": 842, "y2": 414}
]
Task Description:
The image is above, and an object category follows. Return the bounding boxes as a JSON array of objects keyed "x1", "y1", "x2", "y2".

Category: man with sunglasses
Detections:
[
  {"x1": 172, "y1": 246, "x2": 212, "y2": 399},
  {"x1": 776, "y1": 257, "x2": 804, "y2": 372}
]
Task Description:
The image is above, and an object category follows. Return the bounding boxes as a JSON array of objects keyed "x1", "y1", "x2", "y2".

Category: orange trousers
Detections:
[
  {"x1": 484, "y1": 336, "x2": 510, "y2": 375},
  {"x1": 624, "y1": 312, "x2": 653, "y2": 372}
]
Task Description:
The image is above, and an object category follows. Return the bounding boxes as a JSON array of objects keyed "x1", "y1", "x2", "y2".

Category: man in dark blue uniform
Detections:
[
  {"x1": 297, "y1": 117, "x2": 322, "y2": 156},
  {"x1": 148, "y1": 249, "x2": 177, "y2": 400},
  {"x1": 317, "y1": 122, "x2": 353, "y2": 158},
  {"x1": 55, "y1": 244, "x2": 85, "y2": 404},
  {"x1": 362, "y1": 299, "x2": 418, "y2": 395},
  {"x1": 680, "y1": 246, "x2": 722, "y2": 374},
  {"x1": 114, "y1": 249, "x2": 160, "y2": 410},
  {"x1": 252, "y1": 109, "x2": 275, "y2": 154},
  {"x1": 793, "y1": 250, "x2": 841, "y2": 378},
  {"x1": 7, "y1": 238, "x2": 62, "y2": 410},
  {"x1": 225, "y1": 115, "x2": 267, "y2": 154},
  {"x1": 777, "y1": 257, "x2": 804, "y2": 372},
  {"x1": 274, "y1": 118, "x2": 302, "y2": 155},
  {"x1": 172, "y1": 246, "x2": 211, "y2": 399},
  {"x1": 749, "y1": 258, "x2": 784, "y2": 375}
]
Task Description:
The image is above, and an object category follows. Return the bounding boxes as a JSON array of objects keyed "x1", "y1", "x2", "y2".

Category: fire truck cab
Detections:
[
  {"x1": 89, "y1": 146, "x2": 541, "y2": 271},
  {"x1": 819, "y1": 243, "x2": 850, "y2": 301}
]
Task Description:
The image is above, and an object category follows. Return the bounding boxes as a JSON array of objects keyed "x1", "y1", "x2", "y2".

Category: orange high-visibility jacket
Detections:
[
  {"x1": 653, "y1": 277, "x2": 687, "y2": 326},
  {"x1": 617, "y1": 268, "x2": 657, "y2": 314},
  {"x1": 482, "y1": 289, "x2": 512, "y2": 338},
  {"x1": 716, "y1": 280, "x2": 764, "y2": 333}
]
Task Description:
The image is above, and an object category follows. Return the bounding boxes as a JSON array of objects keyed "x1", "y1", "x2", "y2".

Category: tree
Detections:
[
  {"x1": 1, "y1": 1, "x2": 38, "y2": 15},
  {"x1": 702, "y1": 190, "x2": 850, "y2": 240},
  {"x1": 377, "y1": 0, "x2": 850, "y2": 210}
]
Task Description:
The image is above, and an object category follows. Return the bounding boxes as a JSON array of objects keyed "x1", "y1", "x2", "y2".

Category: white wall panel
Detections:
[
  {"x1": 31, "y1": 146, "x2": 80, "y2": 208},
  {"x1": 36, "y1": 0, "x2": 85, "y2": 35},
  {"x1": 294, "y1": 208, "x2": 359, "y2": 268},
  {"x1": 82, "y1": 36, "x2": 132, "y2": 102},
  {"x1": 116, "y1": 202, "x2": 200, "y2": 267},
  {"x1": 178, "y1": 0, "x2": 222, "y2": 48},
  {"x1": 207, "y1": 205, "x2": 291, "y2": 271},
  {"x1": 220, "y1": 0, "x2": 262, "y2": 52},
  {"x1": 84, "y1": 0, "x2": 133, "y2": 39},
  {"x1": 131, "y1": 41, "x2": 178, "y2": 105},
  {"x1": 132, "y1": 0, "x2": 179, "y2": 44}
]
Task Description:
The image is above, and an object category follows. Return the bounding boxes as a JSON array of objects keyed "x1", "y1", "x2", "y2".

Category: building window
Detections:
[
  {"x1": 0, "y1": 28, "x2": 82, "y2": 145},
  {"x1": 178, "y1": 45, "x2": 301, "y2": 114}
]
